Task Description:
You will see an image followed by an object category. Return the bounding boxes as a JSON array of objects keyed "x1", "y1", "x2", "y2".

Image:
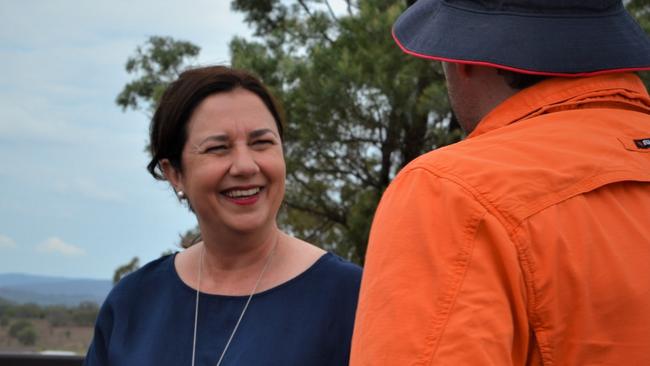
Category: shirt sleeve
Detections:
[
  {"x1": 350, "y1": 167, "x2": 531, "y2": 365},
  {"x1": 83, "y1": 299, "x2": 114, "y2": 366}
]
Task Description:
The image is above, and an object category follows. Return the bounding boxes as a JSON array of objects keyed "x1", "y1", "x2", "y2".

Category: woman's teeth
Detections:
[{"x1": 225, "y1": 187, "x2": 261, "y2": 198}]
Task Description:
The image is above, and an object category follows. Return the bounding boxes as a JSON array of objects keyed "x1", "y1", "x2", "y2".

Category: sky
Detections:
[{"x1": 0, "y1": 0, "x2": 253, "y2": 279}]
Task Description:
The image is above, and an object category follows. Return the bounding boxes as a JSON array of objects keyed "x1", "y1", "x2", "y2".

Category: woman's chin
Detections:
[{"x1": 217, "y1": 215, "x2": 276, "y2": 236}]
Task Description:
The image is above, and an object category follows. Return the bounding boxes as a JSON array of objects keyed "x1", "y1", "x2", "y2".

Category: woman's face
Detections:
[{"x1": 166, "y1": 88, "x2": 285, "y2": 235}]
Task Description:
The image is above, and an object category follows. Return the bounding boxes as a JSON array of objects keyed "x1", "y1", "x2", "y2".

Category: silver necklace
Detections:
[{"x1": 191, "y1": 239, "x2": 278, "y2": 366}]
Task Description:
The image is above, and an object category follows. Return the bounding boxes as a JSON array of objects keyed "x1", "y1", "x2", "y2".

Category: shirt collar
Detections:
[{"x1": 468, "y1": 73, "x2": 650, "y2": 139}]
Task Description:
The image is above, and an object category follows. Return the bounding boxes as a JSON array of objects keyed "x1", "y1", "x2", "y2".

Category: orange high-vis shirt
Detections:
[{"x1": 350, "y1": 73, "x2": 650, "y2": 365}]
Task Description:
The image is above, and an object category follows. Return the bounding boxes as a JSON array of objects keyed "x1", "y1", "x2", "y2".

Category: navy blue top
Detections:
[{"x1": 84, "y1": 253, "x2": 362, "y2": 366}]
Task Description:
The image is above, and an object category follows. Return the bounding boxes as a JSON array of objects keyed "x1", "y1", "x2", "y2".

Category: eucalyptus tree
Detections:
[
  {"x1": 229, "y1": 0, "x2": 460, "y2": 262},
  {"x1": 116, "y1": 1, "x2": 649, "y2": 265}
]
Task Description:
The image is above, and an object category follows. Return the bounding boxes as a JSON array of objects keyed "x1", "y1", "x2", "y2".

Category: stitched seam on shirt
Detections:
[
  {"x1": 395, "y1": 168, "x2": 493, "y2": 364},
  {"x1": 401, "y1": 167, "x2": 537, "y2": 365},
  {"x1": 405, "y1": 165, "x2": 554, "y2": 365},
  {"x1": 407, "y1": 169, "x2": 649, "y2": 366},
  {"x1": 408, "y1": 166, "x2": 519, "y2": 232},
  {"x1": 509, "y1": 226, "x2": 554, "y2": 366},
  {"x1": 421, "y1": 205, "x2": 485, "y2": 365},
  {"x1": 516, "y1": 170, "x2": 650, "y2": 222}
]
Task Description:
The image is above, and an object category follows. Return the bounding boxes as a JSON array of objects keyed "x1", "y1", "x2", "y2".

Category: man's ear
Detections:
[
  {"x1": 456, "y1": 63, "x2": 473, "y2": 79},
  {"x1": 160, "y1": 159, "x2": 183, "y2": 192}
]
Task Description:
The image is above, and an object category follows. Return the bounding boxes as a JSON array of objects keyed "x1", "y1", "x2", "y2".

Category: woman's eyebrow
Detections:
[
  {"x1": 198, "y1": 134, "x2": 229, "y2": 146},
  {"x1": 249, "y1": 128, "x2": 277, "y2": 139},
  {"x1": 195, "y1": 129, "x2": 277, "y2": 147}
]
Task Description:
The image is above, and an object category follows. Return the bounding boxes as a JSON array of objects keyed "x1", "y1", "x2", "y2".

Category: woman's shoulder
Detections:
[
  {"x1": 293, "y1": 252, "x2": 362, "y2": 297},
  {"x1": 285, "y1": 234, "x2": 361, "y2": 280},
  {"x1": 315, "y1": 252, "x2": 362, "y2": 278},
  {"x1": 104, "y1": 254, "x2": 177, "y2": 306}
]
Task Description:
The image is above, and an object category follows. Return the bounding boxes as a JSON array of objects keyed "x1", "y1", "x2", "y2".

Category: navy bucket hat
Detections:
[{"x1": 393, "y1": 0, "x2": 650, "y2": 76}]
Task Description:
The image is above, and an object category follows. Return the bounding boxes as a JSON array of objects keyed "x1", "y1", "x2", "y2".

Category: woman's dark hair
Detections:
[{"x1": 147, "y1": 65, "x2": 285, "y2": 180}]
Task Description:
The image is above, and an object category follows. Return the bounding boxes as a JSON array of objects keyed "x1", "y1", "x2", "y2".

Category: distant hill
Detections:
[{"x1": 0, "y1": 273, "x2": 111, "y2": 306}]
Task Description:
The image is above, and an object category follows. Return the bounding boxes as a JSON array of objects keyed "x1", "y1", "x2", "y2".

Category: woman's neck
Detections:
[{"x1": 198, "y1": 223, "x2": 281, "y2": 275}]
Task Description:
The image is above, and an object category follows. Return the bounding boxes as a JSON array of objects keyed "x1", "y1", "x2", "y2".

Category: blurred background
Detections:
[{"x1": 1, "y1": 0, "x2": 648, "y2": 357}]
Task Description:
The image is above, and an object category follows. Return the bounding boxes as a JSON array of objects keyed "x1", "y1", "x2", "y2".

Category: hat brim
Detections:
[{"x1": 393, "y1": 0, "x2": 650, "y2": 76}]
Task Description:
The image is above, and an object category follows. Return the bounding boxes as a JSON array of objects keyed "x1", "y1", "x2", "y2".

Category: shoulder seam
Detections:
[
  {"x1": 402, "y1": 166, "x2": 519, "y2": 232},
  {"x1": 396, "y1": 166, "x2": 533, "y2": 364},
  {"x1": 509, "y1": 225, "x2": 554, "y2": 365},
  {"x1": 422, "y1": 209, "x2": 487, "y2": 364}
]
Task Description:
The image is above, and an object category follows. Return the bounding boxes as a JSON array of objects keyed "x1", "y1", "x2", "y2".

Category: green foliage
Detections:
[
  {"x1": 230, "y1": 0, "x2": 461, "y2": 263},
  {"x1": 17, "y1": 327, "x2": 37, "y2": 346},
  {"x1": 0, "y1": 297, "x2": 12, "y2": 318},
  {"x1": 72, "y1": 302, "x2": 100, "y2": 326},
  {"x1": 116, "y1": 1, "x2": 650, "y2": 267},
  {"x1": 9, "y1": 319, "x2": 37, "y2": 346},
  {"x1": 8, "y1": 319, "x2": 29, "y2": 337},
  {"x1": 11, "y1": 303, "x2": 45, "y2": 319},
  {"x1": 228, "y1": 0, "x2": 650, "y2": 263},
  {"x1": 178, "y1": 227, "x2": 201, "y2": 249},
  {"x1": 628, "y1": 0, "x2": 650, "y2": 33},
  {"x1": 116, "y1": 36, "x2": 200, "y2": 114},
  {"x1": 47, "y1": 302, "x2": 99, "y2": 327},
  {"x1": 113, "y1": 256, "x2": 140, "y2": 285},
  {"x1": 627, "y1": 0, "x2": 650, "y2": 86},
  {"x1": 0, "y1": 297, "x2": 99, "y2": 328},
  {"x1": 115, "y1": 36, "x2": 202, "y2": 255},
  {"x1": 46, "y1": 306, "x2": 71, "y2": 327}
]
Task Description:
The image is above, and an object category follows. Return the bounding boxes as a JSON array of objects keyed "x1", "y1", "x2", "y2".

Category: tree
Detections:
[
  {"x1": 72, "y1": 302, "x2": 100, "y2": 326},
  {"x1": 230, "y1": 0, "x2": 461, "y2": 263},
  {"x1": 626, "y1": 0, "x2": 650, "y2": 85},
  {"x1": 112, "y1": 251, "x2": 178, "y2": 284},
  {"x1": 628, "y1": 0, "x2": 650, "y2": 33},
  {"x1": 229, "y1": 0, "x2": 650, "y2": 263},
  {"x1": 113, "y1": 36, "x2": 201, "y2": 276},
  {"x1": 16, "y1": 326, "x2": 37, "y2": 346},
  {"x1": 9, "y1": 320, "x2": 37, "y2": 346},
  {"x1": 178, "y1": 227, "x2": 201, "y2": 249},
  {"x1": 116, "y1": 36, "x2": 200, "y2": 115},
  {"x1": 117, "y1": 1, "x2": 650, "y2": 266},
  {"x1": 113, "y1": 256, "x2": 140, "y2": 285}
]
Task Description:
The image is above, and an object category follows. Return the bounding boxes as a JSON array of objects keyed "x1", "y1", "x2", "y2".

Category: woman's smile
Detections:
[{"x1": 222, "y1": 186, "x2": 264, "y2": 205}]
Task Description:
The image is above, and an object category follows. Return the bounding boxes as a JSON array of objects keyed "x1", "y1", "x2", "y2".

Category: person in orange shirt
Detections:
[{"x1": 350, "y1": 1, "x2": 650, "y2": 365}]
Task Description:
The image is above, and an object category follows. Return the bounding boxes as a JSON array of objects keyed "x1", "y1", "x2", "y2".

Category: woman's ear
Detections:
[{"x1": 160, "y1": 159, "x2": 183, "y2": 192}]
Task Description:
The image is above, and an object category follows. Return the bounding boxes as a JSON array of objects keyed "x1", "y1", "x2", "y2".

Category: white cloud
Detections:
[
  {"x1": 36, "y1": 237, "x2": 85, "y2": 257},
  {"x1": 0, "y1": 235, "x2": 17, "y2": 249},
  {"x1": 0, "y1": 0, "x2": 249, "y2": 278}
]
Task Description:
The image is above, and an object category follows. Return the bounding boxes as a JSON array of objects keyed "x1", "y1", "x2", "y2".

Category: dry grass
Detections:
[{"x1": 0, "y1": 318, "x2": 93, "y2": 355}]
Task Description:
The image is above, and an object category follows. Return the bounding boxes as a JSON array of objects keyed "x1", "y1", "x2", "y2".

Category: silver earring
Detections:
[{"x1": 177, "y1": 190, "x2": 186, "y2": 200}]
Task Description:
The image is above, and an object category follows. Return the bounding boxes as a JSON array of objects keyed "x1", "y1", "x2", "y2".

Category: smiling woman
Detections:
[
  {"x1": 163, "y1": 89, "x2": 286, "y2": 236},
  {"x1": 83, "y1": 66, "x2": 362, "y2": 366}
]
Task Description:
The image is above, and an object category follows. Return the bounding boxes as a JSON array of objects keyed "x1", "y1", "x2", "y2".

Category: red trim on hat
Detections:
[{"x1": 392, "y1": 29, "x2": 650, "y2": 77}]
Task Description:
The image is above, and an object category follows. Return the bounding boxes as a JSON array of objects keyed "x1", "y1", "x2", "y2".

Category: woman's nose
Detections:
[{"x1": 229, "y1": 147, "x2": 260, "y2": 176}]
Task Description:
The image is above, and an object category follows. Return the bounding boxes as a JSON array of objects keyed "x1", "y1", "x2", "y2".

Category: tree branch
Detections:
[
  {"x1": 297, "y1": 0, "x2": 335, "y2": 43},
  {"x1": 287, "y1": 171, "x2": 348, "y2": 224},
  {"x1": 301, "y1": 162, "x2": 379, "y2": 189},
  {"x1": 285, "y1": 198, "x2": 347, "y2": 226},
  {"x1": 324, "y1": 0, "x2": 340, "y2": 22},
  {"x1": 344, "y1": 0, "x2": 359, "y2": 15}
]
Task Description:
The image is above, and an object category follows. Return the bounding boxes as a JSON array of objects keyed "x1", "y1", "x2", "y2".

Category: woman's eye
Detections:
[
  {"x1": 253, "y1": 139, "x2": 274, "y2": 146},
  {"x1": 204, "y1": 145, "x2": 227, "y2": 153}
]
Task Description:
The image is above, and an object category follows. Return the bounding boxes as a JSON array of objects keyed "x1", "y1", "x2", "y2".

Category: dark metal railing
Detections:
[{"x1": 0, "y1": 353, "x2": 84, "y2": 366}]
